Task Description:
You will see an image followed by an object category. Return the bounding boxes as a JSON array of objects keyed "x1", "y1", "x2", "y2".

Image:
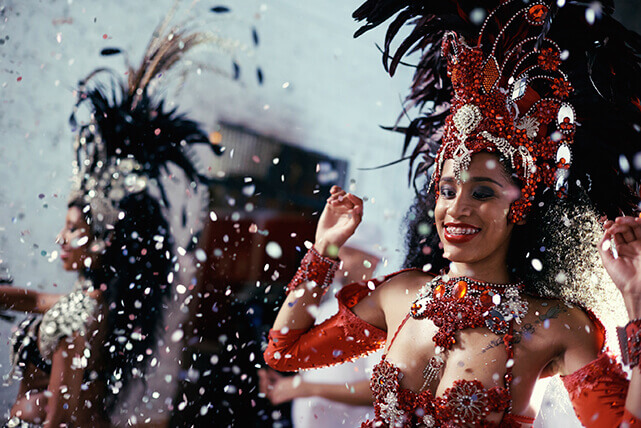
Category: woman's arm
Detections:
[
  {"x1": 259, "y1": 368, "x2": 373, "y2": 406},
  {"x1": 43, "y1": 333, "x2": 86, "y2": 428},
  {"x1": 265, "y1": 186, "x2": 387, "y2": 371},
  {"x1": 0, "y1": 285, "x2": 61, "y2": 313},
  {"x1": 557, "y1": 216, "x2": 641, "y2": 427},
  {"x1": 264, "y1": 268, "x2": 393, "y2": 371},
  {"x1": 273, "y1": 186, "x2": 379, "y2": 332},
  {"x1": 601, "y1": 217, "x2": 641, "y2": 419},
  {"x1": 561, "y1": 349, "x2": 639, "y2": 427}
]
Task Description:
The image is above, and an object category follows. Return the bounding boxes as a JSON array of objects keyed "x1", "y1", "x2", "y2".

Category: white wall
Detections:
[{"x1": 0, "y1": 0, "x2": 416, "y2": 421}]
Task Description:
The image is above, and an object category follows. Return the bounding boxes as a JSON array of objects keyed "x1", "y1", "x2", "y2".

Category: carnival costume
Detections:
[
  {"x1": 266, "y1": 0, "x2": 641, "y2": 427},
  {"x1": 6, "y1": 16, "x2": 220, "y2": 427}
]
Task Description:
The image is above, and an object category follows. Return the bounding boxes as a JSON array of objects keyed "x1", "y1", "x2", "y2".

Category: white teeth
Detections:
[{"x1": 446, "y1": 226, "x2": 480, "y2": 235}]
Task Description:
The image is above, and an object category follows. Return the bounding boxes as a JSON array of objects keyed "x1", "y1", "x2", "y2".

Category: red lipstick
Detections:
[{"x1": 443, "y1": 223, "x2": 481, "y2": 244}]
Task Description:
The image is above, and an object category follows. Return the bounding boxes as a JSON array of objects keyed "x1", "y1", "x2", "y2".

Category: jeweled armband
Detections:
[
  {"x1": 286, "y1": 247, "x2": 340, "y2": 295},
  {"x1": 617, "y1": 318, "x2": 641, "y2": 369}
]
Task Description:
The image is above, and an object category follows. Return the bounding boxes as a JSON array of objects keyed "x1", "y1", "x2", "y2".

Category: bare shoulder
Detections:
[
  {"x1": 352, "y1": 269, "x2": 434, "y2": 332},
  {"x1": 524, "y1": 296, "x2": 599, "y2": 338},
  {"x1": 560, "y1": 302, "x2": 603, "y2": 350},
  {"x1": 379, "y1": 269, "x2": 434, "y2": 327},
  {"x1": 523, "y1": 295, "x2": 602, "y2": 375},
  {"x1": 379, "y1": 269, "x2": 434, "y2": 298}
]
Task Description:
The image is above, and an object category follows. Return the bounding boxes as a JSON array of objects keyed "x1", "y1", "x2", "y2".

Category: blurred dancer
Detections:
[{"x1": 0, "y1": 18, "x2": 218, "y2": 427}]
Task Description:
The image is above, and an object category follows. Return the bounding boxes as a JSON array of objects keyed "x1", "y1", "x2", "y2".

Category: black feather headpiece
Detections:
[
  {"x1": 65, "y1": 13, "x2": 225, "y2": 415},
  {"x1": 69, "y1": 16, "x2": 223, "y2": 239}
]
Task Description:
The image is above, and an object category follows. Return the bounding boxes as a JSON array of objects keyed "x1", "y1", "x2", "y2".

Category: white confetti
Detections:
[
  {"x1": 619, "y1": 155, "x2": 630, "y2": 173},
  {"x1": 195, "y1": 249, "x2": 207, "y2": 262},
  {"x1": 73, "y1": 236, "x2": 89, "y2": 248},
  {"x1": 292, "y1": 376, "x2": 302, "y2": 388},
  {"x1": 265, "y1": 241, "x2": 283, "y2": 259},
  {"x1": 469, "y1": 7, "x2": 486, "y2": 25},
  {"x1": 171, "y1": 329, "x2": 184, "y2": 342},
  {"x1": 531, "y1": 258, "x2": 543, "y2": 271}
]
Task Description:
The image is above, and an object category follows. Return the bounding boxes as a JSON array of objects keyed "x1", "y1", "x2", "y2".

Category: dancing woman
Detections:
[
  {"x1": 0, "y1": 21, "x2": 218, "y2": 428},
  {"x1": 265, "y1": 1, "x2": 641, "y2": 426}
]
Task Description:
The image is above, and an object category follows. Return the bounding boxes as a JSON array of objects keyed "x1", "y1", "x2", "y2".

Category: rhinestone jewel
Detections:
[
  {"x1": 526, "y1": 3, "x2": 548, "y2": 25},
  {"x1": 445, "y1": 380, "x2": 490, "y2": 425},
  {"x1": 452, "y1": 104, "x2": 483, "y2": 137},
  {"x1": 422, "y1": 414, "x2": 436, "y2": 427},
  {"x1": 479, "y1": 289, "x2": 495, "y2": 307},
  {"x1": 453, "y1": 280, "x2": 468, "y2": 298},
  {"x1": 515, "y1": 116, "x2": 540, "y2": 139},
  {"x1": 434, "y1": 283, "x2": 446, "y2": 299},
  {"x1": 511, "y1": 74, "x2": 528, "y2": 100}
]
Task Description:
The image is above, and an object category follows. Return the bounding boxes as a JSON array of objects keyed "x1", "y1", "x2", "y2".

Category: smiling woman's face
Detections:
[
  {"x1": 57, "y1": 206, "x2": 93, "y2": 271},
  {"x1": 435, "y1": 152, "x2": 522, "y2": 268}
]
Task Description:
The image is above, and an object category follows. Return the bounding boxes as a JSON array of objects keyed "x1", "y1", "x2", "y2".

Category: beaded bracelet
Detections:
[
  {"x1": 285, "y1": 247, "x2": 340, "y2": 296},
  {"x1": 617, "y1": 318, "x2": 641, "y2": 369}
]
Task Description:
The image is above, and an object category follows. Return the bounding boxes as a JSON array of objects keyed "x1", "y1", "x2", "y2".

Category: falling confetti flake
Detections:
[
  {"x1": 195, "y1": 249, "x2": 207, "y2": 262},
  {"x1": 171, "y1": 329, "x2": 184, "y2": 342},
  {"x1": 265, "y1": 241, "x2": 282, "y2": 259}
]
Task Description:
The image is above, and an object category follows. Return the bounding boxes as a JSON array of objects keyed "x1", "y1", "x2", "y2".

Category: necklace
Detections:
[{"x1": 411, "y1": 274, "x2": 528, "y2": 390}]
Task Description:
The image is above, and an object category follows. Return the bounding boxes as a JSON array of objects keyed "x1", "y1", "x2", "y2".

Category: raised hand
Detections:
[
  {"x1": 599, "y1": 216, "x2": 641, "y2": 317},
  {"x1": 314, "y1": 185, "x2": 363, "y2": 258}
]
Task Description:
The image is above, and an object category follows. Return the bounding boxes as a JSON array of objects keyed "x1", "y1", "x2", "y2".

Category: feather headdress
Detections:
[
  {"x1": 68, "y1": 15, "x2": 223, "y2": 239},
  {"x1": 354, "y1": 0, "x2": 641, "y2": 218},
  {"x1": 66, "y1": 11, "x2": 227, "y2": 413}
]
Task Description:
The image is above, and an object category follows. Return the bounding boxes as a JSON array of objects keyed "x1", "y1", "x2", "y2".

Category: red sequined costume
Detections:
[{"x1": 265, "y1": 263, "x2": 641, "y2": 427}]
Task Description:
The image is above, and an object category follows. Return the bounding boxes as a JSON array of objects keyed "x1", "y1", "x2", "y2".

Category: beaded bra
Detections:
[{"x1": 364, "y1": 275, "x2": 529, "y2": 427}]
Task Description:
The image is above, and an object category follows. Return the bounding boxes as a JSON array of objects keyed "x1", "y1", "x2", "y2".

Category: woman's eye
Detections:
[
  {"x1": 440, "y1": 187, "x2": 456, "y2": 198},
  {"x1": 472, "y1": 186, "x2": 495, "y2": 199}
]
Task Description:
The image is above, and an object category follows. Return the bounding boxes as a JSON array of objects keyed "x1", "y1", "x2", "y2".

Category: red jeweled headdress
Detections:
[
  {"x1": 431, "y1": 1, "x2": 576, "y2": 223},
  {"x1": 353, "y1": 0, "x2": 641, "y2": 222}
]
